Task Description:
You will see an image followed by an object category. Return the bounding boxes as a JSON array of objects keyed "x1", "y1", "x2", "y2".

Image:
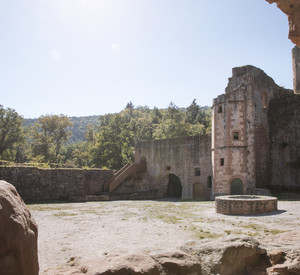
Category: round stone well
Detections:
[{"x1": 215, "y1": 195, "x2": 278, "y2": 215}]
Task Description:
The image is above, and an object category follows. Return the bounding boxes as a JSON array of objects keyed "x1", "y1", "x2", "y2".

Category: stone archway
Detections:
[
  {"x1": 230, "y1": 178, "x2": 243, "y2": 195},
  {"x1": 166, "y1": 174, "x2": 182, "y2": 198},
  {"x1": 193, "y1": 183, "x2": 202, "y2": 200}
]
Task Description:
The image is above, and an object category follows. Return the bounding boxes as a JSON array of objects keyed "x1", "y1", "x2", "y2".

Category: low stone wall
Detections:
[
  {"x1": 0, "y1": 166, "x2": 113, "y2": 202},
  {"x1": 215, "y1": 195, "x2": 278, "y2": 215}
]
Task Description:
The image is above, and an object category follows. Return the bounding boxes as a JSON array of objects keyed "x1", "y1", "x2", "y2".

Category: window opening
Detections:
[
  {"x1": 194, "y1": 167, "x2": 201, "y2": 176},
  {"x1": 207, "y1": 176, "x2": 212, "y2": 188}
]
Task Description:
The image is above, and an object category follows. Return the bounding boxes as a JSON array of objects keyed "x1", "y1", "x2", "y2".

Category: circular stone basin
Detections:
[{"x1": 215, "y1": 195, "x2": 278, "y2": 215}]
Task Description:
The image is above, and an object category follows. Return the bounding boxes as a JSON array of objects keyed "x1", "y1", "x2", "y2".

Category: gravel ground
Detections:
[{"x1": 28, "y1": 200, "x2": 300, "y2": 274}]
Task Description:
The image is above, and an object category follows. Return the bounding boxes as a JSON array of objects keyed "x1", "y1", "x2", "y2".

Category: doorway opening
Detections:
[
  {"x1": 166, "y1": 174, "x2": 182, "y2": 198},
  {"x1": 230, "y1": 178, "x2": 243, "y2": 195},
  {"x1": 193, "y1": 183, "x2": 202, "y2": 200}
]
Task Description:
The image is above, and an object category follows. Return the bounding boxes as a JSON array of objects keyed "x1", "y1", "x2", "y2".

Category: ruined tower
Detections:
[
  {"x1": 212, "y1": 66, "x2": 292, "y2": 197},
  {"x1": 292, "y1": 46, "x2": 300, "y2": 93}
]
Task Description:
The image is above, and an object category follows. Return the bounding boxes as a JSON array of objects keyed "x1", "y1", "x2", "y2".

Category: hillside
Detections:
[
  {"x1": 24, "y1": 115, "x2": 101, "y2": 144},
  {"x1": 24, "y1": 106, "x2": 211, "y2": 144}
]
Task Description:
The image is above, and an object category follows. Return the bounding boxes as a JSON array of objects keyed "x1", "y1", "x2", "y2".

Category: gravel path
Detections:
[{"x1": 28, "y1": 200, "x2": 300, "y2": 274}]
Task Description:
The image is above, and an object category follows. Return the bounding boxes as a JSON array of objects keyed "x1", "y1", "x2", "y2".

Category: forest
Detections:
[{"x1": 0, "y1": 100, "x2": 211, "y2": 170}]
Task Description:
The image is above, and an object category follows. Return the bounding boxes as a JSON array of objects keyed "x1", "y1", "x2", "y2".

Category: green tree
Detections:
[
  {"x1": 151, "y1": 107, "x2": 162, "y2": 124},
  {"x1": 153, "y1": 119, "x2": 189, "y2": 139},
  {"x1": 31, "y1": 115, "x2": 73, "y2": 163},
  {"x1": 91, "y1": 114, "x2": 134, "y2": 169},
  {"x1": 185, "y1": 99, "x2": 200, "y2": 124},
  {"x1": 0, "y1": 105, "x2": 24, "y2": 160}
]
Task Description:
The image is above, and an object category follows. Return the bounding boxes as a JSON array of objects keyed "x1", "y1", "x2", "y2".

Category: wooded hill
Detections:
[{"x1": 1, "y1": 101, "x2": 211, "y2": 170}]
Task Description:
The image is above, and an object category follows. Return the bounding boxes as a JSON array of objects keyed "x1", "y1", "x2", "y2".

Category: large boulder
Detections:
[
  {"x1": 150, "y1": 250, "x2": 202, "y2": 275},
  {"x1": 0, "y1": 180, "x2": 39, "y2": 275},
  {"x1": 43, "y1": 234, "x2": 300, "y2": 275},
  {"x1": 266, "y1": 0, "x2": 300, "y2": 47},
  {"x1": 181, "y1": 236, "x2": 269, "y2": 275},
  {"x1": 50, "y1": 251, "x2": 202, "y2": 275},
  {"x1": 61, "y1": 253, "x2": 162, "y2": 275}
]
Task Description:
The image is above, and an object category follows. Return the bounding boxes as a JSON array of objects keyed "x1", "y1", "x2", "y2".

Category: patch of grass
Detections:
[
  {"x1": 194, "y1": 230, "x2": 221, "y2": 239},
  {"x1": 242, "y1": 223, "x2": 261, "y2": 230},
  {"x1": 79, "y1": 209, "x2": 102, "y2": 215},
  {"x1": 54, "y1": 212, "x2": 78, "y2": 217},
  {"x1": 28, "y1": 205, "x2": 66, "y2": 211},
  {"x1": 246, "y1": 231, "x2": 261, "y2": 237},
  {"x1": 264, "y1": 229, "x2": 285, "y2": 235},
  {"x1": 154, "y1": 214, "x2": 182, "y2": 224}
]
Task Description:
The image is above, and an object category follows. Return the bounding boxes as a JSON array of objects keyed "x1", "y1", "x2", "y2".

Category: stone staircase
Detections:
[{"x1": 103, "y1": 163, "x2": 146, "y2": 193}]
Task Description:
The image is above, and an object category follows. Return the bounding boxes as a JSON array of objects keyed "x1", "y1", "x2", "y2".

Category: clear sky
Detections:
[{"x1": 0, "y1": 0, "x2": 295, "y2": 118}]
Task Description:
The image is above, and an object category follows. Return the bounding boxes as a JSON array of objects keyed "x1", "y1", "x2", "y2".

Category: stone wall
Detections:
[
  {"x1": 212, "y1": 66, "x2": 293, "y2": 195},
  {"x1": 0, "y1": 166, "x2": 113, "y2": 202},
  {"x1": 292, "y1": 46, "x2": 300, "y2": 93},
  {"x1": 269, "y1": 95, "x2": 300, "y2": 189},
  {"x1": 133, "y1": 135, "x2": 212, "y2": 200}
]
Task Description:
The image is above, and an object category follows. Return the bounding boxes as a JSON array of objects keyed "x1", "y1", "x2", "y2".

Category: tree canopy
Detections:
[
  {"x1": 0, "y1": 105, "x2": 24, "y2": 160},
  {"x1": 31, "y1": 115, "x2": 72, "y2": 163},
  {"x1": 1, "y1": 100, "x2": 211, "y2": 170}
]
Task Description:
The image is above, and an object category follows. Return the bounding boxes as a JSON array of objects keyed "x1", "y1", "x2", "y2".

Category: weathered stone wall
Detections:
[
  {"x1": 293, "y1": 46, "x2": 300, "y2": 93},
  {"x1": 0, "y1": 166, "x2": 113, "y2": 202},
  {"x1": 212, "y1": 66, "x2": 293, "y2": 195},
  {"x1": 133, "y1": 135, "x2": 212, "y2": 200},
  {"x1": 269, "y1": 95, "x2": 300, "y2": 189}
]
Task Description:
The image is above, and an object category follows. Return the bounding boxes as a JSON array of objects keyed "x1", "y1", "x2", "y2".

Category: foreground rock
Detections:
[
  {"x1": 181, "y1": 236, "x2": 269, "y2": 275},
  {"x1": 266, "y1": 0, "x2": 300, "y2": 47},
  {"x1": 0, "y1": 180, "x2": 39, "y2": 275},
  {"x1": 47, "y1": 234, "x2": 300, "y2": 275}
]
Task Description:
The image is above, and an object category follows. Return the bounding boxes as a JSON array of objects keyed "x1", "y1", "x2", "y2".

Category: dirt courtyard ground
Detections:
[{"x1": 28, "y1": 200, "x2": 300, "y2": 274}]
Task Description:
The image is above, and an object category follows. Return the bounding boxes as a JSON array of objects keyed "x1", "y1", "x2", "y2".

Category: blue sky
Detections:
[{"x1": 0, "y1": 0, "x2": 294, "y2": 118}]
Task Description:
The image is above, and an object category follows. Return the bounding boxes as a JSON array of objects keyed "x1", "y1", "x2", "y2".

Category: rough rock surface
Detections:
[
  {"x1": 0, "y1": 180, "x2": 39, "y2": 275},
  {"x1": 266, "y1": 0, "x2": 300, "y2": 47},
  {"x1": 59, "y1": 253, "x2": 162, "y2": 275},
  {"x1": 51, "y1": 236, "x2": 299, "y2": 275},
  {"x1": 150, "y1": 250, "x2": 202, "y2": 275},
  {"x1": 260, "y1": 230, "x2": 300, "y2": 275},
  {"x1": 181, "y1": 236, "x2": 269, "y2": 275}
]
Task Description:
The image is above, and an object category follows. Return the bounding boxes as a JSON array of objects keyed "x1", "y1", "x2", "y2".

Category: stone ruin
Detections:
[
  {"x1": 107, "y1": 62, "x2": 300, "y2": 201},
  {"x1": 0, "y1": 1, "x2": 299, "y2": 205},
  {"x1": 1, "y1": 58, "x2": 299, "y2": 203}
]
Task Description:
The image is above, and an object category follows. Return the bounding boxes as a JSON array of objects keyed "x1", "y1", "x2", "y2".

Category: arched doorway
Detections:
[
  {"x1": 193, "y1": 183, "x2": 202, "y2": 200},
  {"x1": 166, "y1": 174, "x2": 182, "y2": 198},
  {"x1": 231, "y1": 178, "x2": 243, "y2": 195}
]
